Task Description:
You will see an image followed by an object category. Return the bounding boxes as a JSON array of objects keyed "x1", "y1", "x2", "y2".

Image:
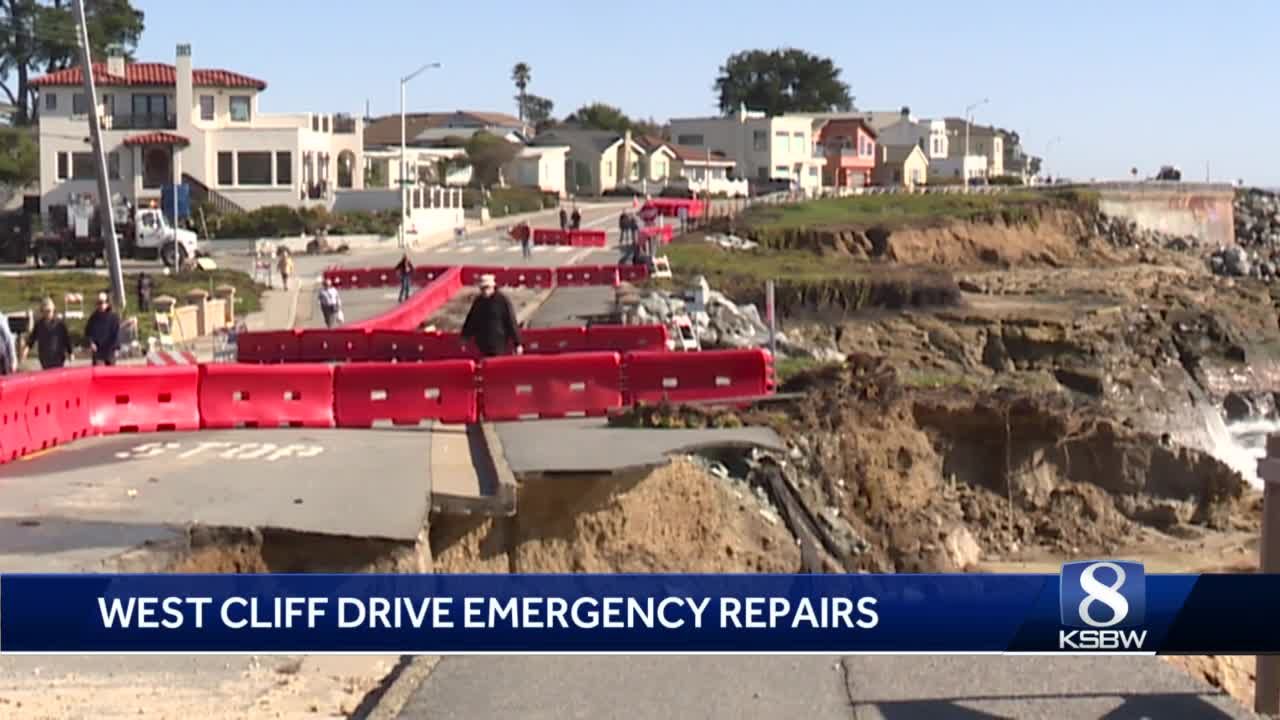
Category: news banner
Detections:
[{"x1": 0, "y1": 562, "x2": 1276, "y2": 654}]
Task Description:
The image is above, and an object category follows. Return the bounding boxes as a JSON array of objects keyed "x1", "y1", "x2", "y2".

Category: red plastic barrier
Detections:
[
  {"x1": 199, "y1": 364, "x2": 335, "y2": 429},
  {"x1": 412, "y1": 265, "x2": 450, "y2": 285},
  {"x1": 17, "y1": 368, "x2": 93, "y2": 451},
  {"x1": 90, "y1": 366, "x2": 200, "y2": 433},
  {"x1": 587, "y1": 324, "x2": 668, "y2": 353},
  {"x1": 617, "y1": 264, "x2": 650, "y2": 283},
  {"x1": 461, "y1": 265, "x2": 506, "y2": 286},
  {"x1": 236, "y1": 330, "x2": 302, "y2": 363},
  {"x1": 494, "y1": 267, "x2": 553, "y2": 288},
  {"x1": 299, "y1": 329, "x2": 371, "y2": 362},
  {"x1": 521, "y1": 326, "x2": 588, "y2": 354},
  {"x1": 555, "y1": 265, "x2": 620, "y2": 287},
  {"x1": 639, "y1": 225, "x2": 674, "y2": 245},
  {"x1": 335, "y1": 360, "x2": 477, "y2": 426},
  {"x1": 532, "y1": 228, "x2": 568, "y2": 245},
  {"x1": 369, "y1": 330, "x2": 476, "y2": 362},
  {"x1": 567, "y1": 229, "x2": 607, "y2": 247},
  {"x1": 0, "y1": 378, "x2": 31, "y2": 463},
  {"x1": 624, "y1": 349, "x2": 774, "y2": 404},
  {"x1": 479, "y1": 352, "x2": 623, "y2": 420}
]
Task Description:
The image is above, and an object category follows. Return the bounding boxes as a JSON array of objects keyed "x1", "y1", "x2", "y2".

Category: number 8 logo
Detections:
[{"x1": 1077, "y1": 561, "x2": 1130, "y2": 628}]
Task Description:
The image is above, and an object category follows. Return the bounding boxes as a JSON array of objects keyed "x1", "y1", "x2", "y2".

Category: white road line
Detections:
[
  {"x1": 459, "y1": 247, "x2": 475, "y2": 254},
  {"x1": 555, "y1": 246, "x2": 573, "y2": 253}
]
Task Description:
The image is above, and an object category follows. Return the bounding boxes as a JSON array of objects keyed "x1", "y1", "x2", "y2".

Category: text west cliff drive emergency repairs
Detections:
[{"x1": 98, "y1": 595, "x2": 881, "y2": 631}]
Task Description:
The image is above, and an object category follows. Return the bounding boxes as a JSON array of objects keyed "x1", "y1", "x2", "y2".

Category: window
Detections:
[
  {"x1": 775, "y1": 131, "x2": 788, "y2": 152},
  {"x1": 132, "y1": 94, "x2": 168, "y2": 119},
  {"x1": 108, "y1": 152, "x2": 120, "y2": 180},
  {"x1": 44, "y1": 92, "x2": 56, "y2": 111},
  {"x1": 276, "y1": 151, "x2": 292, "y2": 185},
  {"x1": 322, "y1": 116, "x2": 329, "y2": 133},
  {"x1": 217, "y1": 152, "x2": 234, "y2": 185},
  {"x1": 71, "y1": 152, "x2": 96, "y2": 180},
  {"x1": 757, "y1": 167, "x2": 768, "y2": 179},
  {"x1": 72, "y1": 93, "x2": 88, "y2": 115},
  {"x1": 56, "y1": 152, "x2": 68, "y2": 180},
  {"x1": 711, "y1": 167, "x2": 726, "y2": 179},
  {"x1": 229, "y1": 96, "x2": 251, "y2": 122},
  {"x1": 604, "y1": 160, "x2": 613, "y2": 178},
  {"x1": 237, "y1": 151, "x2": 272, "y2": 185},
  {"x1": 102, "y1": 94, "x2": 114, "y2": 117},
  {"x1": 629, "y1": 160, "x2": 640, "y2": 180},
  {"x1": 774, "y1": 165, "x2": 787, "y2": 176},
  {"x1": 809, "y1": 166, "x2": 818, "y2": 177},
  {"x1": 199, "y1": 95, "x2": 214, "y2": 121},
  {"x1": 676, "y1": 134, "x2": 703, "y2": 146},
  {"x1": 753, "y1": 130, "x2": 767, "y2": 152}
]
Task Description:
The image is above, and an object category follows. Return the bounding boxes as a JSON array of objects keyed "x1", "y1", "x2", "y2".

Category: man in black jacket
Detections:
[
  {"x1": 460, "y1": 274, "x2": 523, "y2": 358},
  {"x1": 23, "y1": 297, "x2": 73, "y2": 369},
  {"x1": 84, "y1": 291, "x2": 121, "y2": 366}
]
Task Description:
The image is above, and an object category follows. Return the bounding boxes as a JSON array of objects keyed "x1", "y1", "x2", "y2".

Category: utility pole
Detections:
[
  {"x1": 963, "y1": 98, "x2": 989, "y2": 193},
  {"x1": 73, "y1": 0, "x2": 125, "y2": 310}
]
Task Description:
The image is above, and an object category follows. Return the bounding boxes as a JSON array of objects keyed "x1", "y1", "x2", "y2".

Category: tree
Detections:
[
  {"x1": 429, "y1": 153, "x2": 468, "y2": 185},
  {"x1": 565, "y1": 102, "x2": 633, "y2": 133},
  {"x1": 0, "y1": 0, "x2": 146, "y2": 125},
  {"x1": 511, "y1": 62, "x2": 531, "y2": 124},
  {"x1": 464, "y1": 131, "x2": 519, "y2": 187},
  {"x1": 517, "y1": 93, "x2": 554, "y2": 132},
  {"x1": 714, "y1": 48, "x2": 852, "y2": 116},
  {"x1": 0, "y1": 126, "x2": 38, "y2": 186}
]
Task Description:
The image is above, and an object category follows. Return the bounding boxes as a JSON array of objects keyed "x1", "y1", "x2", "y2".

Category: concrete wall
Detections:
[{"x1": 1093, "y1": 182, "x2": 1235, "y2": 247}]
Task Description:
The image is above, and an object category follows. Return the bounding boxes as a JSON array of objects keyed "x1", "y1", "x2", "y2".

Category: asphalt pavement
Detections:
[{"x1": 395, "y1": 654, "x2": 1255, "y2": 719}]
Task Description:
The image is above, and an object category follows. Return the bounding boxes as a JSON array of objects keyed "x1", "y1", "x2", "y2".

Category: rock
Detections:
[
  {"x1": 981, "y1": 332, "x2": 1014, "y2": 372},
  {"x1": 1053, "y1": 367, "x2": 1105, "y2": 397},
  {"x1": 1223, "y1": 392, "x2": 1254, "y2": 422},
  {"x1": 1135, "y1": 500, "x2": 1193, "y2": 530},
  {"x1": 940, "y1": 526, "x2": 982, "y2": 570}
]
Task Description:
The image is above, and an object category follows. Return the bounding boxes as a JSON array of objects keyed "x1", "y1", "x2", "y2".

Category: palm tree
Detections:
[{"x1": 511, "y1": 62, "x2": 532, "y2": 124}]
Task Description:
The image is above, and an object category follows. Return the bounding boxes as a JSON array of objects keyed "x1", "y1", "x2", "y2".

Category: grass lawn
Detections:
[
  {"x1": 739, "y1": 188, "x2": 1097, "y2": 235},
  {"x1": 1, "y1": 269, "x2": 264, "y2": 345},
  {"x1": 663, "y1": 241, "x2": 860, "y2": 285}
]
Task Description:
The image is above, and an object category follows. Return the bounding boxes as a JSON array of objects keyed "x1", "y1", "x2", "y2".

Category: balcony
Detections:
[{"x1": 104, "y1": 113, "x2": 176, "y2": 130}]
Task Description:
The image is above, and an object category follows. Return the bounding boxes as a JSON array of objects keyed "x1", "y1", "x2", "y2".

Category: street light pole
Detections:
[
  {"x1": 399, "y1": 62, "x2": 441, "y2": 249},
  {"x1": 72, "y1": 0, "x2": 125, "y2": 310},
  {"x1": 963, "y1": 97, "x2": 989, "y2": 193}
]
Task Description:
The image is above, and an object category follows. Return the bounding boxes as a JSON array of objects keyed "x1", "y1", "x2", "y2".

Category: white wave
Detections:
[{"x1": 1197, "y1": 404, "x2": 1280, "y2": 489}]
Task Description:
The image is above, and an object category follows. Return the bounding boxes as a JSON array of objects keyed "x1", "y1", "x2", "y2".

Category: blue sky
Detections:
[{"x1": 127, "y1": 0, "x2": 1277, "y2": 185}]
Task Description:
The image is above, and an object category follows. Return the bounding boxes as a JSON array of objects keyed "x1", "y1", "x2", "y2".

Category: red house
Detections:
[{"x1": 816, "y1": 119, "x2": 877, "y2": 188}]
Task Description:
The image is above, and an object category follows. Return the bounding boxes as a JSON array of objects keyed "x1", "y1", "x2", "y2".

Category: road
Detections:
[{"x1": 394, "y1": 654, "x2": 1254, "y2": 719}]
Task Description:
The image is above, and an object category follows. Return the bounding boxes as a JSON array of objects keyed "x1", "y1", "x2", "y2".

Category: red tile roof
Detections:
[
  {"x1": 123, "y1": 132, "x2": 190, "y2": 146},
  {"x1": 31, "y1": 62, "x2": 266, "y2": 90}
]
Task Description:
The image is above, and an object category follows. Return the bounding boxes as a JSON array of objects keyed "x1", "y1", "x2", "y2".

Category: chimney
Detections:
[
  {"x1": 107, "y1": 52, "x2": 126, "y2": 78},
  {"x1": 622, "y1": 129, "x2": 633, "y2": 185},
  {"x1": 175, "y1": 44, "x2": 193, "y2": 130}
]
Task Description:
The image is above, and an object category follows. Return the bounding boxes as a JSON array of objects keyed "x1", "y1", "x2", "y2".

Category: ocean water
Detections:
[{"x1": 1203, "y1": 406, "x2": 1280, "y2": 489}]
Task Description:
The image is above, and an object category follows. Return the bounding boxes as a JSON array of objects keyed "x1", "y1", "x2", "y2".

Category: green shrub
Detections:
[
  {"x1": 988, "y1": 175, "x2": 1025, "y2": 186},
  {"x1": 202, "y1": 205, "x2": 399, "y2": 238},
  {"x1": 462, "y1": 187, "x2": 559, "y2": 217}
]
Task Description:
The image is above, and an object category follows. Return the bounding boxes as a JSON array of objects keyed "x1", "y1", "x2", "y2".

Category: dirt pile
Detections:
[
  {"x1": 775, "y1": 355, "x2": 1252, "y2": 572},
  {"x1": 432, "y1": 459, "x2": 800, "y2": 573}
]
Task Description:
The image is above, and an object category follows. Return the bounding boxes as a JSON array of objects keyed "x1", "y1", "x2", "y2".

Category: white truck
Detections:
[{"x1": 22, "y1": 195, "x2": 199, "y2": 269}]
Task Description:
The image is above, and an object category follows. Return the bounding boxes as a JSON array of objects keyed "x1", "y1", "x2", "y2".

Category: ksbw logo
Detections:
[{"x1": 1058, "y1": 561, "x2": 1148, "y2": 650}]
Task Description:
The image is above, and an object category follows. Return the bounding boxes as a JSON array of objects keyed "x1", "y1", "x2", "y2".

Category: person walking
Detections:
[
  {"x1": 84, "y1": 292, "x2": 121, "y2": 366},
  {"x1": 512, "y1": 221, "x2": 532, "y2": 260},
  {"x1": 277, "y1": 248, "x2": 295, "y2": 290},
  {"x1": 22, "y1": 297, "x2": 73, "y2": 370},
  {"x1": 559, "y1": 207, "x2": 568, "y2": 231},
  {"x1": 618, "y1": 211, "x2": 630, "y2": 245},
  {"x1": 317, "y1": 278, "x2": 343, "y2": 328},
  {"x1": 0, "y1": 309, "x2": 15, "y2": 375},
  {"x1": 395, "y1": 253, "x2": 415, "y2": 303},
  {"x1": 570, "y1": 207, "x2": 581, "y2": 230},
  {"x1": 460, "y1": 274, "x2": 522, "y2": 358},
  {"x1": 136, "y1": 273, "x2": 154, "y2": 312}
]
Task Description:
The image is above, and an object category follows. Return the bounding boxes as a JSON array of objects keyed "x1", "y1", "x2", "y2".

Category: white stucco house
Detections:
[
  {"x1": 667, "y1": 105, "x2": 826, "y2": 194},
  {"x1": 32, "y1": 43, "x2": 364, "y2": 216}
]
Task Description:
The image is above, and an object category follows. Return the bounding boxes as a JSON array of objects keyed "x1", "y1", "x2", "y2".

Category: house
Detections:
[
  {"x1": 529, "y1": 128, "x2": 646, "y2": 196},
  {"x1": 941, "y1": 118, "x2": 1004, "y2": 178},
  {"x1": 363, "y1": 110, "x2": 527, "y2": 149},
  {"x1": 31, "y1": 43, "x2": 364, "y2": 216},
  {"x1": 872, "y1": 144, "x2": 929, "y2": 188},
  {"x1": 635, "y1": 135, "x2": 746, "y2": 196},
  {"x1": 814, "y1": 118, "x2": 877, "y2": 188},
  {"x1": 667, "y1": 105, "x2": 825, "y2": 193}
]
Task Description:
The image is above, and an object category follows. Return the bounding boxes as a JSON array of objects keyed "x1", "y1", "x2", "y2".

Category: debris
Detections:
[{"x1": 704, "y1": 233, "x2": 759, "y2": 251}]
